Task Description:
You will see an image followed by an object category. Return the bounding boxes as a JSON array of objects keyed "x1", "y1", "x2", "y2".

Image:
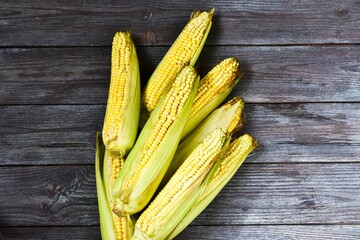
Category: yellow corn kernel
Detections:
[
  {"x1": 112, "y1": 66, "x2": 199, "y2": 216},
  {"x1": 181, "y1": 58, "x2": 242, "y2": 137},
  {"x1": 112, "y1": 156, "x2": 123, "y2": 184},
  {"x1": 126, "y1": 67, "x2": 197, "y2": 188},
  {"x1": 191, "y1": 58, "x2": 240, "y2": 117},
  {"x1": 103, "y1": 153, "x2": 124, "y2": 195},
  {"x1": 168, "y1": 134, "x2": 257, "y2": 239},
  {"x1": 102, "y1": 149, "x2": 133, "y2": 240},
  {"x1": 142, "y1": 9, "x2": 214, "y2": 113},
  {"x1": 134, "y1": 129, "x2": 228, "y2": 240},
  {"x1": 113, "y1": 214, "x2": 133, "y2": 240},
  {"x1": 105, "y1": 150, "x2": 134, "y2": 240},
  {"x1": 95, "y1": 133, "x2": 134, "y2": 240},
  {"x1": 100, "y1": 32, "x2": 139, "y2": 239},
  {"x1": 102, "y1": 32, "x2": 138, "y2": 196},
  {"x1": 107, "y1": 155, "x2": 133, "y2": 240},
  {"x1": 102, "y1": 32, "x2": 140, "y2": 156},
  {"x1": 161, "y1": 97, "x2": 245, "y2": 190},
  {"x1": 203, "y1": 134, "x2": 257, "y2": 199},
  {"x1": 224, "y1": 97, "x2": 245, "y2": 134},
  {"x1": 103, "y1": 32, "x2": 130, "y2": 146}
]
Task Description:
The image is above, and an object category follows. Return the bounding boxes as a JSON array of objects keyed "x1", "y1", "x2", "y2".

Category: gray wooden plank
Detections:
[
  {"x1": 0, "y1": 165, "x2": 97, "y2": 226},
  {"x1": 0, "y1": 47, "x2": 111, "y2": 105},
  {"x1": 0, "y1": 227, "x2": 101, "y2": 240},
  {"x1": 0, "y1": 105, "x2": 103, "y2": 165},
  {"x1": 193, "y1": 163, "x2": 360, "y2": 225},
  {"x1": 1, "y1": 46, "x2": 359, "y2": 105},
  {"x1": 245, "y1": 103, "x2": 360, "y2": 163},
  {"x1": 1, "y1": 225, "x2": 360, "y2": 239},
  {"x1": 1, "y1": 103, "x2": 358, "y2": 165},
  {"x1": 0, "y1": 164, "x2": 359, "y2": 226},
  {"x1": 177, "y1": 225, "x2": 360, "y2": 240},
  {"x1": 1, "y1": 1, "x2": 360, "y2": 46}
]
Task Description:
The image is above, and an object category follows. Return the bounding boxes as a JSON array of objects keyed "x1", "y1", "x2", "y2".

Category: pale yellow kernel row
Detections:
[
  {"x1": 125, "y1": 68, "x2": 197, "y2": 188},
  {"x1": 111, "y1": 155, "x2": 123, "y2": 184},
  {"x1": 103, "y1": 32, "x2": 132, "y2": 146},
  {"x1": 108, "y1": 151, "x2": 128, "y2": 240},
  {"x1": 227, "y1": 99, "x2": 245, "y2": 134},
  {"x1": 208, "y1": 135, "x2": 255, "y2": 188},
  {"x1": 143, "y1": 11, "x2": 212, "y2": 112},
  {"x1": 136, "y1": 129, "x2": 226, "y2": 234},
  {"x1": 190, "y1": 58, "x2": 240, "y2": 118}
]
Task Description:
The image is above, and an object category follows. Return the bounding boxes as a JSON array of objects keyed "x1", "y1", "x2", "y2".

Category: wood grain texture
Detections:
[
  {"x1": 177, "y1": 225, "x2": 360, "y2": 240},
  {"x1": 0, "y1": 164, "x2": 359, "y2": 226},
  {"x1": 1, "y1": 46, "x2": 360, "y2": 105},
  {"x1": 193, "y1": 163, "x2": 360, "y2": 225},
  {"x1": 0, "y1": 166, "x2": 97, "y2": 226},
  {"x1": 1, "y1": 0, "x2": 359, "y2": 237},
  {"x1": 1, "y1": 225, "x2": 360, "y2": 240},
  {"x1": 0, "y1": 227, "x2": 101, "y2": 240},
  {"x1": 1, "y1": 0, "x2": 360, "y2": 46},
  {"x1": 1, "y1": 103, "x2": 358, "y2": 165},
  {"x1": 0, "y1": 105, "x2": 103, "y2": 165}
]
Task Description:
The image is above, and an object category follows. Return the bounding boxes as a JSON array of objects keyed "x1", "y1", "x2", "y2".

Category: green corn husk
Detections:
[
  {"x1": 102, "y1": 31, "x2": 141, "y2": 201},
  {"x1": 112, "y1": 66, "x2": 200, "y2": 216},
  {"x1": 142, "y1": 8, "x2": 214, "y2": 114},
  {"x1": 181, "y1": 58, "x2": 243, "y2": 138},
  {"x1": 95, "y1": 133, "x2": 134, "y2": 240},
  {"x1": 102, "y1": 32, "x2": 140, "y2": 157},
  {"x1": 133, "y1": 129, "x2": 230, "y2": 240},
  {"x1": 168, "y1": 134, "x2": 258, "y2": 239},
  {"x1": 160, "y1": 97, "x2": 245, "y2": 190}
]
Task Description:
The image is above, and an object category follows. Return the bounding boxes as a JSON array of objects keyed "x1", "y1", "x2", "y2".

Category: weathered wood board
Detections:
[{"x1": 1, "y1": 0, "x2": 359, "y2": 238}]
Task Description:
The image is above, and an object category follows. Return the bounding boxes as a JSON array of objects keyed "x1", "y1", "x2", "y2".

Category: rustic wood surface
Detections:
[
  {"x1": 1, "y1": 0, "x2": 360, "y2": 239},
  {"x1": 1, "y1": 164, "x2": 360, "y2": 226},
  {"x1": 1, "y1": 103, "x2": 359, "y2": 165},
  {"x1": 2, "y1": 225, "x2": 360, "y2": 240},
  {"x1": 1, "y1": 0, "x2": 360, "y2": 46},
  {"x1": 1, "y1": 46, "x2": 360, "y2": 104}
]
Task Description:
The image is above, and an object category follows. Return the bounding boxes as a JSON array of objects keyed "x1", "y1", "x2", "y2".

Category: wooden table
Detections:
[{"x1": 1, "y1": 1, "x2": 359, "y2": 239}]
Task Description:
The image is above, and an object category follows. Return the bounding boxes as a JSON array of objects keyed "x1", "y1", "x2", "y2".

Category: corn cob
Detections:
[
  {"x1": 102, "y1": 31, "x2": 140, "y2": 156},
  {"x1": 95, "y1": 133, "x2": 134, "y2": 240},
  {"x1": 103, "y1": 153, "x2": 134, "y2": 239},
  {"x1": 168, "y1": 134, "x2": 258, "y2": 239},
  {"x1": 161, "y1": 97, "x2": 245, "y2": 189},
  {"x1": 182, "y1": 57, "x2": 242, "y2": 137},
  {"x1": 202, "y1": 134, "x2": 257, "y2": 200},
  {"x1": 142, "y1": 9, "x2": 214, "y2": 113},
  {"x1": 133, "y1": 128, "x2": 229, "y2": 240},
  {"x1": 112, "y1": 66, "x2": 199, "y2": 216},
  {"x1": 101, "y1": 32, "x2": 140, "y2": 239},
  {"x1": 102, "y1": 31, "x2": 140, "y2": 197}
]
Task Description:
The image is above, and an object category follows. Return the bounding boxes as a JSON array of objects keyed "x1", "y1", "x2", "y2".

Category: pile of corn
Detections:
[{"x1": 95, "y1": 9, "x2": 257, "y2": 240}]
